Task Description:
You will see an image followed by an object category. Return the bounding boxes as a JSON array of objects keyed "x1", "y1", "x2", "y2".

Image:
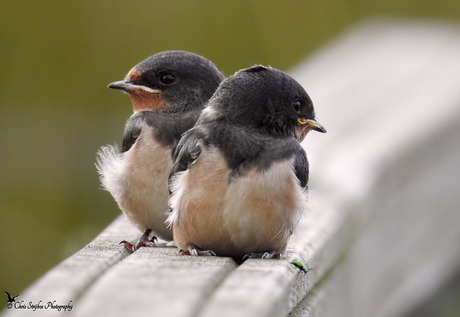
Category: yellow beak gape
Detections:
[
  {"x1": 297, "y1": 118, "x2": 308, "y2": 125},
  {"x1": 297, "y1": 118, "x2": 327, "y2": 133}
]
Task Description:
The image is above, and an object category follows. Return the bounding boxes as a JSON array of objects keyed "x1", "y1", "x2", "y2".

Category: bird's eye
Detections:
[
  {"x1": 292, "y1": 100, "x2": 301, "y2": 112},
  {"x1": 159, "y1": 73, "x2": 176, "y2": 85}
]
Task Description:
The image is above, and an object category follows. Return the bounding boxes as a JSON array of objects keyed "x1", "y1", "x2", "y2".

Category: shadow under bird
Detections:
[
  {"x1": 167, "y1": 65, "x2": 326, "y2": 259},
  {"x1": 96, "y1": 50, "x2": 224, "y2": 251}
]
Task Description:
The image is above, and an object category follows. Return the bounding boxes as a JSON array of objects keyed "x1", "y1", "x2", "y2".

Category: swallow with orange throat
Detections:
[{"x1": 96, "y1": 50, "x2": 224, "y2": 251}]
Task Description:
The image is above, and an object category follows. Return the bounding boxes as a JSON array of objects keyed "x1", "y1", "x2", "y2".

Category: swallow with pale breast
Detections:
[
  {"x1": 96, "y1": 50, "x2": 225, "y2": 251},
  {"x1": 167, "y1": 65, "x2": 326, "y2": 259}
]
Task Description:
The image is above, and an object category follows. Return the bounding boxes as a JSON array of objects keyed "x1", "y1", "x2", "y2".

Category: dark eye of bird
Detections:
[
  {"x1": 292, "y1": 100, "x2": 301, "y2": 112},
  {"x1": 159, "y1": 73, "x2": 176, "y2": 85}
]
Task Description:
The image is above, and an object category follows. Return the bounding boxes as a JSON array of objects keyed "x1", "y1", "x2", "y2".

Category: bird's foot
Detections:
[
  {"x1": 243, "y1": 251, "x2": 281, "y2": 260},
  {"x1": 119, "y1": 229, "x2": 158, "y2": 252},
  {"x1": 179, "y1": 244, "x2": 216, "y2": 256},
  {"x1": 134, "y1": 230, "x2": 157, "y2": 250},
  {"x1": 120, "y1": 240, "x2": 136, "y2": 252}
]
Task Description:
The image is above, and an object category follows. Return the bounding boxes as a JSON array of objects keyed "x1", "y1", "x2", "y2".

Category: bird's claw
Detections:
[
  {"x1": 119, "y1": 240, "x2": 135, "y2": 252},
  {"x1": 134, "y1": 234, "x2": 158, "y2": 249},
  {"x1": 243, "y1": 251, "x2": 281, "y2": 260},
  {"x1": 190, "y1": 249, "x2": 216, "y2": 256},
  {"x1": 178, "y1": 245, "x2": 216, "y2": 256},
  {"x1": 119, "y1": 229, "x2": 158, "y2": 252}
]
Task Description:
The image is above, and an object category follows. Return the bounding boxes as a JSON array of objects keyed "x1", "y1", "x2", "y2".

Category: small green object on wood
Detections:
[{"x1": 290, "y1": 259, "x2": 310, "y2": 273}]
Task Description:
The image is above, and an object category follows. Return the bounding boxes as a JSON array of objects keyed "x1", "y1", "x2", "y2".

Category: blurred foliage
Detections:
[{"x1": 0, "y1": 0, "x2": 459, "y2": 302}]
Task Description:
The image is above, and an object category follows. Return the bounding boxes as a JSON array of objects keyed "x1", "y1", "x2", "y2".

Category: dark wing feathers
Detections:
[
  {"x1": 261, "y1": 139, "x2": 309, "y2": 188},
  {"x1": 293, "y1": 147, "x2": 309, "y2": 188},
  {"x1": 168, "y1": 127, "x2": 207, "y2": 195},
  {"x1": 170, "y1": 128, "x2": 206, "y2": 176},
  {"x1": 170, "y1": 123, "x2": 310, "y2": 189},
  {"x1": 121, "y1": 114, "x2": 143, "y2": 152},
  {"x1": 168, "y1": 121, "x2": 310, "y2": 193}
]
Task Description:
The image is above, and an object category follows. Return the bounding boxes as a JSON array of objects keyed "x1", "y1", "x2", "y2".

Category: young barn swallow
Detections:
[
  {"x1": 96, "y1": 51, "x2": 224, "y2": 251},
  {"x1": 167, "y1": 65, "x2": 326, "y2": 259}
]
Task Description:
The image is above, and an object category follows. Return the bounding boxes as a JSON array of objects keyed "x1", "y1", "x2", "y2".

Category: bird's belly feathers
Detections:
[
  {"x1": 96, "y1": 129, "x2": 173, "y2": 241},
  {"x1": 169, "y1": 147, "x2": 306, "y2": 257}
]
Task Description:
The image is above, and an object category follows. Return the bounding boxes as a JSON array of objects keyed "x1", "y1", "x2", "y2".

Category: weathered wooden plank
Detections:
[
  {"x1": 72, "y1": 248, "x2": 237, "y2": 317},
  {"x1": 2, "y1": 216, "x2": 139, "y2": 317},
  {"x1": 290, "y1": 259, "x2": 352, "y2": 317},
  {"x1": 346, "y1": 119, "x2": 460, "y2": 317},
  {"x1": 290, "y1": 119, "x2": 460, "y2": 317}
]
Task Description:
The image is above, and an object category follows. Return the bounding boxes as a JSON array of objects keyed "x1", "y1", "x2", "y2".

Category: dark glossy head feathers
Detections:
[
  {"x1": 109, "y1": 50, "x2": 225, "y2": 113},
  {"x1": 200, "y1": 65, "x2": 325, "y2": 139}
]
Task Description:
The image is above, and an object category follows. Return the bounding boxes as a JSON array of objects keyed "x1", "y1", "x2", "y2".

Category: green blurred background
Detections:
[{"x1": 0, "y1": 0, "x2": 459, "y2": 299}]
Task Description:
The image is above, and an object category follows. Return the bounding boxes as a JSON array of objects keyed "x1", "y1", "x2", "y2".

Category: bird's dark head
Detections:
[
  {"x1": 108, "y1": 50, "x2": 224, "y2": 113},
  {"x1": 205, "y1": 65, "x2": 325, "y2": 140}
]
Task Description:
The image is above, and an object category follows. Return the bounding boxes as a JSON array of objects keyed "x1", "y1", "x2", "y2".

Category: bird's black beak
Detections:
[
  {"x1": 297, "y1": 118, "x2": 327, "y2": 133},
  {"x1": 108, "y1": 80, "x2": 131, "y2": 91},
  {"x1": 108, "y1": 81, "x2": 160, "y2": 94}
]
